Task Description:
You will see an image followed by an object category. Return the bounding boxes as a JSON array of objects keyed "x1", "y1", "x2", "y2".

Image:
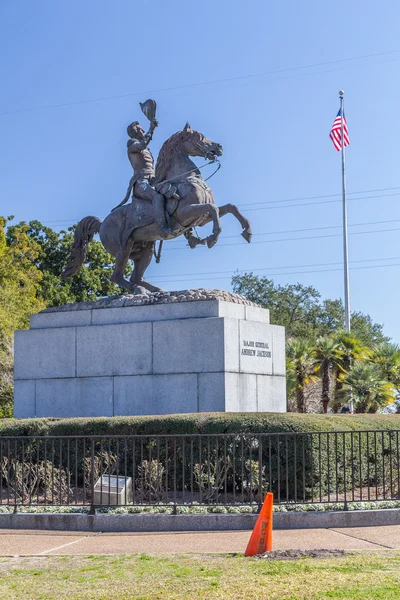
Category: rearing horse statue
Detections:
[{"x1": 62, "y1": 122, "x2": 252, "y2": 293}]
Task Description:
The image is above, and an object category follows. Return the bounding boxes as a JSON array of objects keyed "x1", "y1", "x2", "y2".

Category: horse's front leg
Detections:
[
  {"x1": 178, "y1": 204, "x2": 221, "y2": 249},
  {"x1": 184, "y1": 228, "x2": 207, "y2": 249},
  {"x1": 217, "y1": 204, "x2": 252, "y2": 243},
  {"x1": 192, "y1": 204, "x2": 253, "y2": 244}
]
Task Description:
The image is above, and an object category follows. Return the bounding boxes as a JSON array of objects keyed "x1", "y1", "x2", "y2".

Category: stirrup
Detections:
[{"x1": 159, "y1": 228, "x2": 172, "y2": 239}]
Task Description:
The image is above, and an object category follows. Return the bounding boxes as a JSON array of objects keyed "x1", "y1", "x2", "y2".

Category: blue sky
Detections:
[{"x1": 1, "y1": 1, "x2": 400, "y2": 340}]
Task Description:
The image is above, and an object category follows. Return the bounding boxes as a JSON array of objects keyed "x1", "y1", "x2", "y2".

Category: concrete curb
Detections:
[{"x1": 0, "y1": 509, "x2": 399, "y2": 532}]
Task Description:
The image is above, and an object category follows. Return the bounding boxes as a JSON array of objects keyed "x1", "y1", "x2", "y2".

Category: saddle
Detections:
[{"x1": 118, "y1": 195, "x2": 179, "y2": 249}]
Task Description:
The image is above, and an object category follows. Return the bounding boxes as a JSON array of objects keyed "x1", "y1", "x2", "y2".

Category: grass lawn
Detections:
[{"x1": 0, "y1": 551, "x2": 400, "y2": 599}]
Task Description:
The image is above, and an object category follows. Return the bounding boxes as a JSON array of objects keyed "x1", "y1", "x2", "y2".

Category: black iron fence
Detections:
[{"x1": 0, "y1": 430, "x2": 399, "y2": 510}]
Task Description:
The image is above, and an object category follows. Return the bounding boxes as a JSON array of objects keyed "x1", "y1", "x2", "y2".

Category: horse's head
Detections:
[
  {"x1": 181, "y1": 122, "x2": 223, "y2": 161},
  {"x1": 155, "y1": 124, "x2": 223, "y2": 182}
]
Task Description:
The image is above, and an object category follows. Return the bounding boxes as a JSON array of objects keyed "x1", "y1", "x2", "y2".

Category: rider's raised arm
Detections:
[
  {"x1": 128, "y1": 121, "x2": 158, "y2": 154},
  {"x1": 142, "y1": 120, "x2": 158, "y2": 147}
]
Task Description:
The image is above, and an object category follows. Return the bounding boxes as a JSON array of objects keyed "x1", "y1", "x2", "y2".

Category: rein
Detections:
[
  {"x1": 204, "y1": 159, "x2": 221, "y2": 181},
  {"x1": 157, "y1": 157, "x2": 221, "y2": 186}
]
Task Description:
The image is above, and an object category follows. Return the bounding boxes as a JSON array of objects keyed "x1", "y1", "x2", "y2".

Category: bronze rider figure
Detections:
[{"x1": 118, "y1": 115, "x2": 172, "y2": 239}]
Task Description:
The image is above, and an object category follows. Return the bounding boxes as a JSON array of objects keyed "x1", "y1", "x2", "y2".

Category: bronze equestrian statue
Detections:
[{"x1": 62, "y1": 100, "x2": 252, "y2": 293}]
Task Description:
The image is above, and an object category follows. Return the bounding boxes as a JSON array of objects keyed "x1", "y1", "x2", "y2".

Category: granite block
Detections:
[
  {"x1": 224, "y1": 373, "x2": 240, "y2": 412},
  {"x1": 14, "y1": 328, "x2": 76, "y2": 380},
  {"x1": 113, "y1": 374, "x2": 198, "y2": 415},
  {"x1": 91, "y1": 300, "x2": 245, "y2": 325},
  {"x1": 271, "y1": 325, "x2": 286, "y2": 376},
  {"x1": 257, "y1": 375, "x2": 287, "y2": 412},
  {"x1": 153, "y1": 318, "x2": 227, "y2": 374},
  {"x1": 35, "y1": 377, "x2": 114, "y2": 418},
  {"x1": 238, "y1": 374, "x2": 258, "y2": 411},
  {"x1": 76, "y1": 323, "x2": 152, "y2": 377},
  {"x1": 198, "y1": 373, "x2": 225, "y2": 412},
  {"x1": 238, "y1": 320, "x2": 273, "y2": 375},
  {"x1": 245, "y1": 305, "x2": 270, "y2": 323},
  {"x1": 223, "y1": 318, "x2": 240, "y2": 372},
  {"x1": 30, "y1": 311, "x2": 92, "y2": 329},
  {"x1": 224, "y1": 373, "x2": 258, "y2": 412},
  {"x1": 14, "y1": 380, "x2": 36, "y2": 418}
]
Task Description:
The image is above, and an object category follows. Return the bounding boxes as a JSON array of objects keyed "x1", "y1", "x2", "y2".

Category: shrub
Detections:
[{"x1": 1, "y1": 412, "x2": 400, "y2": 437}]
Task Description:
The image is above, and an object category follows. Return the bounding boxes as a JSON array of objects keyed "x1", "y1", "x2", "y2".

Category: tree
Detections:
[
  {"x1": 312, "y1": 337, "x2": 343, "y2": 413},
  {"x1": 0, "y1": 219, "x2": 45, "y2": 330},
  {"x1": 338, "y1": 362, "x2": 396, "y2": 413},
  {"x1": 232, "y1": 273, "x2": 322, "y2": 338},
  {"x1": 0, "y1": 336, "x2": 13, "y2": 416},
  {"x1": 330, "y1": 331, "x2": 370, "y2": 412},
  {"x1": 319, "y1": 300, "x2": 389, "y2": 346},
  {"x1": 286, "y1": 339, "x2": 317, "y2": 412},
  {"x1": 371, "y1": 343, "x2": 400, "y2": 390},
  {"x1": 0, "y1": 217, "x2": 45, "y2": 415},
  {"x1": 232, "y1": 273, "x2": 388, "y2": 343},
  {"x1": 6, "y1": 220, "x2": 126, "y2": 307}
]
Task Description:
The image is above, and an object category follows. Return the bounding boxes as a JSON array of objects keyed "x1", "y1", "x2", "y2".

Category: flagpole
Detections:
[
  {"x1": 339, "y1": 90, "x2": 353, "y2": 414},
  {"x1": 339, "y1": 90, "x2": 351, "y2": 333}
]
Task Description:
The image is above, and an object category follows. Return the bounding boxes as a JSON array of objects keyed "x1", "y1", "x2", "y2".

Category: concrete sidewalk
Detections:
[{"x1": 1, "y1": 525, "x2": 400, "y2": 556}]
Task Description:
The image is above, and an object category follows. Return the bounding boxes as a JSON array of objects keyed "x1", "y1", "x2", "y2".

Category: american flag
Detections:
[{"x1": 329, "y1": 108, "x2": 350, "y2": 151}]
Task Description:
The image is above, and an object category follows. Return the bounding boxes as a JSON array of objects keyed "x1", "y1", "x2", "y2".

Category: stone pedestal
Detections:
[{"x1": 14, "y1": 290, "x2": 286, "y2": 418}]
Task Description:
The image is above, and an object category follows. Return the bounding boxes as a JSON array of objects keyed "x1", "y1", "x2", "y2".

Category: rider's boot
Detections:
[
  {"x1": 154, "y1": 196, "x2": 173, "y2": 239},
  {"x1": 158, "y1": 226, "x2": 172, "y2": 239}
]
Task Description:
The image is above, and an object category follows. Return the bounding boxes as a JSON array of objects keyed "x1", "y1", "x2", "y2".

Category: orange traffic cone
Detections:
[{"x1": 245, "y1": 492, "x2": 273, "y2": 556}]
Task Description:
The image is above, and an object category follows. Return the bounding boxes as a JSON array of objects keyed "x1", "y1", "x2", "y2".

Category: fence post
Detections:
[{"x1": 90, "y1": 439, "x2": 95, "y2": 515}]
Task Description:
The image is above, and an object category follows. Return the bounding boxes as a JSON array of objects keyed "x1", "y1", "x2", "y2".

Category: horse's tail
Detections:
[{"x1": 62, "y1": 216, "x2": 102, "y2": 280}]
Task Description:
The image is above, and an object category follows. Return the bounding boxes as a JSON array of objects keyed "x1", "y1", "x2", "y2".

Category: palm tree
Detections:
[
  {"x1": 286, "y1": 339, "x2": 317, "y2": 413},
  {"x1": 371, "y1": 343, "x2": 400, "y2": 390},
  {"x1": 339, "y1": 361, "x2": 396, "y2": 413},
  {"x1": 331, "y1": 331, "x2": 370, "y2": 412},
  {"x1": 312, "y1": 337, "x2": 343, "y2": 413}
]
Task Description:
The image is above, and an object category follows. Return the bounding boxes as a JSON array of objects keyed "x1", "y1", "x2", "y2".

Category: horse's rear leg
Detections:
[
  {"x1": 130, "y1": 242, "x2": 163, "y2": 293},
  {"x1": 111, "y1": 246, "x2": 136, "y2": 292},
  {"x1": 218, "y1": 204, "x2": 252, "y2": 243}
]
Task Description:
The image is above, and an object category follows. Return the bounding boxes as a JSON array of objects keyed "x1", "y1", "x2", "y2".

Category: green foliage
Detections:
[
  {"x1": 6, "y1": 220, "x2": 126, "y2": 307},
  {"x1": 232, "y1": 273, "x2": 389, "y2": 344},
  {"x1": 312, "y1": 336, "x2": 343, "y2": 412},
  {"x1": 0, "y1": 217, "x2": 45, "y2": 332},
  {"x1": 371, "y1": 342, "x2": 400, "y2": 389},
  {"x1": 1, "y1": 412, "x2": 399, "y2": 437},
  {"x1": 339, "y1": 362, "x2": 396, "y2": 413},
  {"x1": 286, "y1": 339, "x2": 317, "y2": 412},
  {"x1": 0, "y1": 217, "x2": 45, "y2": 415},
  {"x1": 232, "y1": 274, "x2": 322, "y2": 338},
  {"x1": 329, "y1": 331, "x2": 372, "y2": 413}
]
